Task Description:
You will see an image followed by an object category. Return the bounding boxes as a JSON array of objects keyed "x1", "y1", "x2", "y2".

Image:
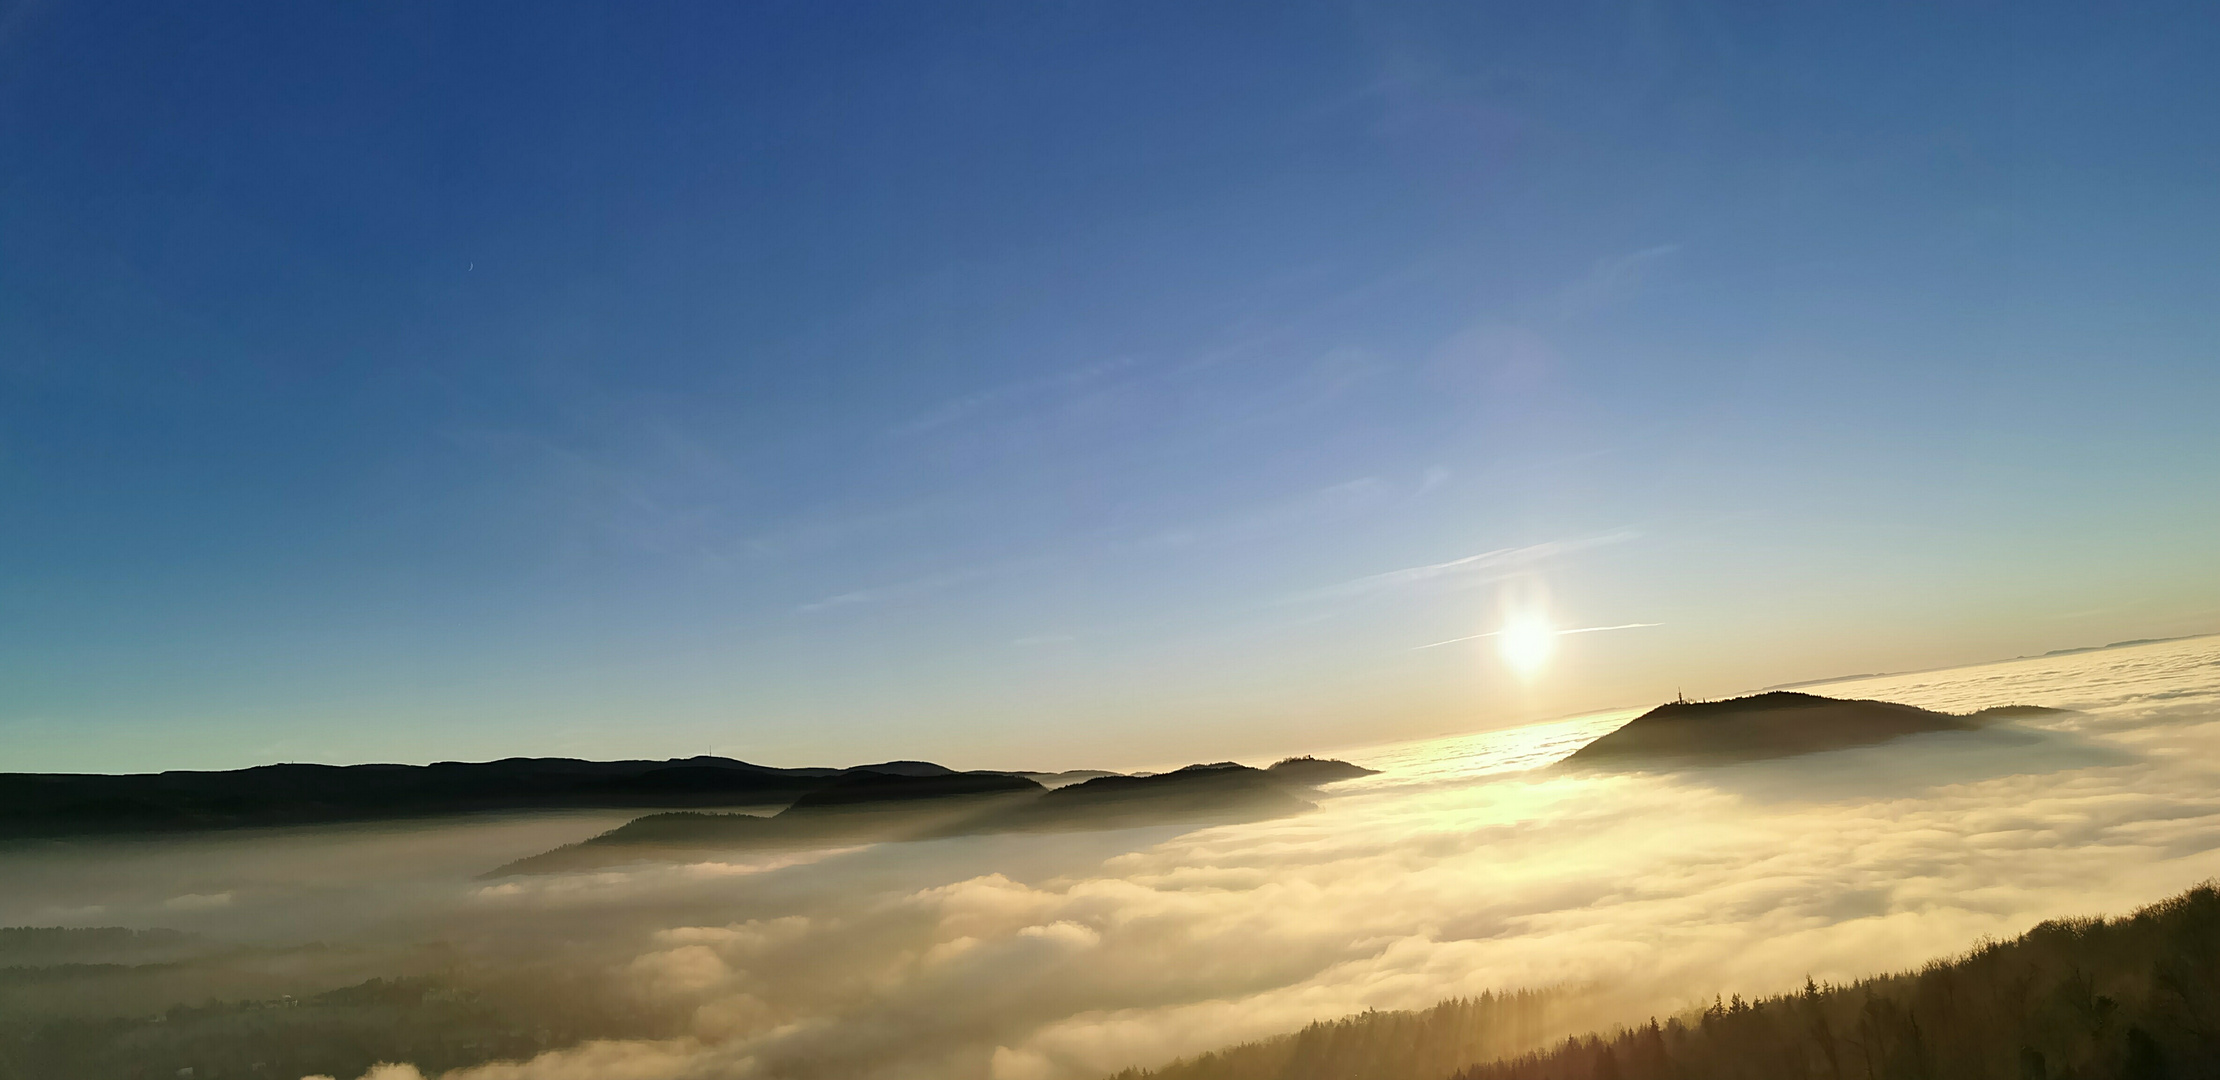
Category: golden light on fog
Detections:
[{"x1": 1495, "y1": 614, "x2": 1556, "y2": 678}]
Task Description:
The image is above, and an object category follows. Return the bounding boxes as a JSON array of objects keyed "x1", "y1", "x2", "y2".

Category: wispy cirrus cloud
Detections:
[
  {"x1": 797, "y1": 555, "x2": 1056, "y2": 614},
  {"x1": 1135, "y1": 478, "x2": 1386, "y2": 552},
  {"x1": 797, "y1": 561, "x2": 1026, "y2": 614},
  {"x1": 792, "y1": 473, "x2": 1434, "y2": 617},
  {"x1": 1290, "y1": 530, "x2": 1639, "y2": 603},
  {"x1": 887, "y1": 358, "x2": 1141, "y2": 438},
  {"x1": 1552, "y1": 244, "x2": 1680, "y2": 319},
  {"x1": 1413, "y1": 622, "x2": 1661, "y2": 650},
  {"x1": 798, "y1": 572, "x2": 976, "y2": 614}
]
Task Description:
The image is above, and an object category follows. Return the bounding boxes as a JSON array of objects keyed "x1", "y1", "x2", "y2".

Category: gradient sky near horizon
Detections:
[{"x1": 4, "y1": 1, "x2": 2217, "y2": 775}]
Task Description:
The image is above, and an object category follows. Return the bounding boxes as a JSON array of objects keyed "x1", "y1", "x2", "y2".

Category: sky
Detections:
[{"x1": 2, "y1": 1, "x2": 2217, "y2": 773}]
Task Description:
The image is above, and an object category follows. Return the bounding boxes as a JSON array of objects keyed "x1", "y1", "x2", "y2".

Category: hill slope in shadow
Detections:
[
  {"x1": 492, "y1": 758, "x2": 1370, "y2": 876},
  {"x1": 978, "y1": 762, "x2": 1319, "y2": 832},
  {"x1": 1561, "y1": 691, "x2": 2065, "y2": 768},
  {"x1": 1117, "y1": 882, "x2": 2220, "y2": 1080}
]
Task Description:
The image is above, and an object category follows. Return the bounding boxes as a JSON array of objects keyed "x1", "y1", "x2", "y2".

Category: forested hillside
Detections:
[
  {"x1": 1108, "y1": 991, "x2": 1574, "y2": 1080},
  {"x1": 1122, "y1": 883, "x2": 2220, "y2": 1080}
]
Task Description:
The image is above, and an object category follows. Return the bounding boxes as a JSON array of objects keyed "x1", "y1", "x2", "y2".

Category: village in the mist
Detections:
[{"x1": 5, "y1": 636, "x2": 2219, "y2": 1080}]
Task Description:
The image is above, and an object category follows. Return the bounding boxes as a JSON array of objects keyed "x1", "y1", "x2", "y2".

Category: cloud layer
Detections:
[{"x1": 35, "y1": 641, "x2": 2217, "y2": 1080}]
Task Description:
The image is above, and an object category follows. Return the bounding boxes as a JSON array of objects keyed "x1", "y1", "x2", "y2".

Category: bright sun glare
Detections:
[{"x1": 1495, "y1": 615, "x2": 1556, "y2": 677}]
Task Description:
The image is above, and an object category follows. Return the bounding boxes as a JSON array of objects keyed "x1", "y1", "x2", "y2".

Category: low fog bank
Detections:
[{"x1": 4, "y1": 639, "x2": 2217, "y2": 1080}]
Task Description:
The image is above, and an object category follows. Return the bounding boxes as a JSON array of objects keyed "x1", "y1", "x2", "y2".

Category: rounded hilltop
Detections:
[{"x1": 1562, "y1": 690, "x2": 2062, "y2": 767}]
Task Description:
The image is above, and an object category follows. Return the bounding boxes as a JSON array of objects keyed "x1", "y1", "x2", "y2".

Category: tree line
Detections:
[{"x1": 1121, "y1": 883, "x2": 2220, "y2": 1080}]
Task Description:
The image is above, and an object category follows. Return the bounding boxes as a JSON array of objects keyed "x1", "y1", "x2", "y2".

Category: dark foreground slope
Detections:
[
  {"x1": 1110, "y1": 991, "x2": 1579, "y2": 1080},
  {"x1": 1119, "y1": 882, "x2": 2220, "y2": 1080},
  {"x1": 1454, "y1": 885, "x2": 2220, "y2": 1080},
  {"x1": 494, "y1": 759, "x2": 1366, "y2": 875},
  {"x1": 1562, "y1": 691, "x2": 2059, "y2": 767}
]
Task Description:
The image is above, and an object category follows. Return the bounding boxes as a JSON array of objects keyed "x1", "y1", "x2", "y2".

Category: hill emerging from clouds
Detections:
[
  {"x1": 491, "y1": 759, "x2": 1370, "y2": 876},
  {"x1": 1560, "y1": 691, "x2": 2064, "y2": 767}
]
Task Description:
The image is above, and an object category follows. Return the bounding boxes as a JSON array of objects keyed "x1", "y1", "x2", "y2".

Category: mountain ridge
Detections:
[{"x1": 0, "y1": 756, "x2": 1007, "y2": 839}]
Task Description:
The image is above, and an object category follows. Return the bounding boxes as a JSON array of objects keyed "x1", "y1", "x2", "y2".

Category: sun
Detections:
[{"x1": 1496, "y1": 615, "x2": 1556, "y2": 678}]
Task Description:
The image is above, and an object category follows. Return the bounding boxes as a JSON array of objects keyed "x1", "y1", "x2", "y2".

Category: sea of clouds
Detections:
[{"x1": 9, "y1": 638, "x2": 2217, "y2": 1080}]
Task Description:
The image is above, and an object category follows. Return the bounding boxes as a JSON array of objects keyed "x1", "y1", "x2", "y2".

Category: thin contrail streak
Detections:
[{"x1": 1413, "y1": 622, "x2": 1662, "y2": 650}]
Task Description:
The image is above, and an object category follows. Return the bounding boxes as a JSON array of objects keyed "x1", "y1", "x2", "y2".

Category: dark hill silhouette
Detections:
[
  {"x1": 1016, "y1": 769, "x2": 1124, "y2": 788},
  {"x1": 0, "y1": 746, "x2": 1375, "y2": 842},
  {"x1": 492, "y1": 774, "x2": 1049, "y2": 875},
  {"x1": 594, "y1": 763, "x2": 819, "y2": 798},
  {"x1": 0, "y1": 756, "x2": 1029, "y2": 839},
  {"x1": 537, "y1": 810, "x2": 785, "y2": 850},
  {"x1": 1265, "y1": 756, "x2": 1380, "y2": 784},
  {"x1": 781, "y1": 769, "x2": 1040, "y2": 808},
  {"x1": 976, "y1": 763, "x2": 1315, "y2": 832},
  {"x1": 492, "y1": 758, "x2": 1371, "y2": 875},
  {"x1": 1560, "y1": 691, "x2": 2056, "y2": 767},
  {"x1": 845, "y1": 760, "x2": 958, "y2": 777}
]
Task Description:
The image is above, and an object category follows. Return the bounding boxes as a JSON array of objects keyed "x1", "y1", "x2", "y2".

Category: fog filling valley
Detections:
[{"x1": 6, "y1": 637, "x2": 2219, "y2": 1080}]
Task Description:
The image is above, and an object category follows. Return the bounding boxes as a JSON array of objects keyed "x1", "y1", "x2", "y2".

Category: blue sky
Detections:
[{"x1": 4, "y1": 1, "x2": 2216, "y2": 772}]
